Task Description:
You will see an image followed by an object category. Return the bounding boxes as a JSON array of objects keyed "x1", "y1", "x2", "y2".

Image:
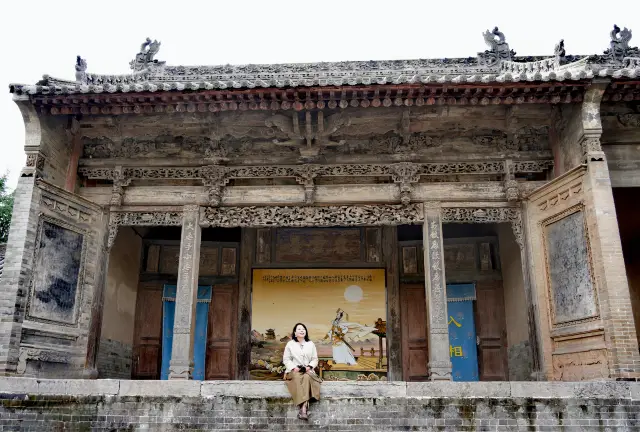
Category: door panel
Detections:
[
  {"x1": 475, "y1": 280, "x2": 508, "y2": 381},
  {"x1": 132, "y1": 283, "x2": 163, "y2": 379},
  {"x1": 206, "y1": 284, "x2": 237, "y2": 380},
  {"x1": 400, "y1": 284, "x2": 429, "y2": 381}
]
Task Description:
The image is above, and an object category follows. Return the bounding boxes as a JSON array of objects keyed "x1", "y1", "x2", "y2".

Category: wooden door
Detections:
[
  {"x1": 400, "y1": 283, "x2": 429, "y2": 381},
  {"x1": 132, "y1": 283, "x2": 163, "y2": 379},
  {"x1": 205, "y1": 284, "x2": 237, "y2": 380},
  {"x1": 475, "y1": 280, "x2": 508, "y2": 381}
]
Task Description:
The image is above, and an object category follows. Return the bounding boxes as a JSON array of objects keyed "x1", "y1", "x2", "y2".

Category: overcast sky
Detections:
[{"x1": 1, "y1": 0, "x2": 638, "y2": 191}]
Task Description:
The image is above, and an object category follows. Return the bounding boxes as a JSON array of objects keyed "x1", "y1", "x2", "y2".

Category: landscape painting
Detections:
[{"x1": 251, "y1": 268, "x2": 387, "y2": 381}]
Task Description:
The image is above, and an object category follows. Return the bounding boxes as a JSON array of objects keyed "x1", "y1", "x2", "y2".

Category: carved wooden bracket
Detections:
[
  {"x1": 110, "y1": 166, "x2": 132, "y2": 206},
  {"x1": 200, "y1": 165, "x2": 230, "y2": 206},
  {"x1": 390, "y1": 162, "x2": 421, "y2": 205}
]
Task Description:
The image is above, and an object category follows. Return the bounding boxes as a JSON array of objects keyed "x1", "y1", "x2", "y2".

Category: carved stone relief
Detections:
[
  {"x1": 17, "y1": 347, "x2": 71, "y2": 375},
  {"x1": 552, "y1": 349, "x2": 610, "y2": 381},
  {"x1": 618, "y1": 113, "x2": 640, "y2": 128},
  {"x1": 543, "y1": 207, "x2": 598, "y2": 326},
  {"x1": 27, "y1": 217, "x2": 87, "y2": 325}
]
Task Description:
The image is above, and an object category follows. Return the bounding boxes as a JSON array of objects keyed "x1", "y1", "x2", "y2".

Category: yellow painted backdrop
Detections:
[{"x1": 252, "y1": 268, "x2": 386, "y2": 342}]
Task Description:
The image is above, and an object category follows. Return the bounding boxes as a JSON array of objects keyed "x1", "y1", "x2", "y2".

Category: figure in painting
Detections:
[
  {"x1": 282, "y1": 323, "x2": 322, "y2": 421},
  {"x1": 324, "y1": 308, "x2": 376, "y2": 365}
]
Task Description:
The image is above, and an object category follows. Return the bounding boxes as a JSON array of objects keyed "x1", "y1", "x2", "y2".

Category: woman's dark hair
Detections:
[{"x1": 291, "y1": 323, "x2": 310, "y2": 342}]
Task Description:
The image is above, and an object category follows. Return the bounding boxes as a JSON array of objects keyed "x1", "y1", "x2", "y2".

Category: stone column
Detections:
[
  {"x1": 422, "y1": 203, "x2": 452, "y2": 380},
  {"x1": 168, "y1": 205, "x2": 202, "y2": 380}
]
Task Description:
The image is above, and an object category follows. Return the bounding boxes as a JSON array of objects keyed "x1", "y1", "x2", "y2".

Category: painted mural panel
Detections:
[
  {"x1": 251, "y1": 268, "x2": 387, "y2": 381},
  {"x1": 28, "y1": 219, "x2": 85, "y2": 325},
  {"x1": 544, "y1": 210, "x2": 597, "y2": 325}
]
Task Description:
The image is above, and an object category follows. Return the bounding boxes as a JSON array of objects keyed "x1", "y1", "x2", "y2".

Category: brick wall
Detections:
[
  {"x1": 96, "y1": 338, "x2": 132, "y2": 379},
  {"x1": 0, "y1": 378, "x2": 638, "y2": 431}
]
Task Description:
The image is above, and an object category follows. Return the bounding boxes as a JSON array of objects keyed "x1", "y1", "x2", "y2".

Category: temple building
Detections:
[{"x1": 2, "y1": 26, "x2": 640, "y2": 384}]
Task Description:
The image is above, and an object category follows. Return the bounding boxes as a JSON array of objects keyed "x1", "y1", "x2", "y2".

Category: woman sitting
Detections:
[{"x1": 282, "y1": 323, "x2": 322, "y2": 420}]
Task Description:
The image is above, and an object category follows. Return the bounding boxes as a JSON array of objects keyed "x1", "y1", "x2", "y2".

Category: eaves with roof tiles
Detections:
[{"x1": 8, "y1": 26, "x2": 640, "y2": 100}]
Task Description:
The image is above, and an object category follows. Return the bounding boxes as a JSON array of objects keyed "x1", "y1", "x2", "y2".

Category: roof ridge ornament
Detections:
[
  {"x1": 130, "y1": 37, "x2": 165, "y2": 72},
  {"x1": 75, "y1": 56, "x2": 88, "y2": 83},
  {"x1": 478, "y1": 27, "x2": 516, "y2": 67},
  {"x1": 604, "y1": 24, "x2": 639, "y2": 63}
]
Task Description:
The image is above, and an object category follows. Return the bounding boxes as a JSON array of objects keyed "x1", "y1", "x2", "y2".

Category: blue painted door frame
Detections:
[
  {"x1": 446, "y1": 284, "x2": 479, "y2": 381},
  {"x1": 161, "y1": 285, "x2": 212, "y2": 380}
]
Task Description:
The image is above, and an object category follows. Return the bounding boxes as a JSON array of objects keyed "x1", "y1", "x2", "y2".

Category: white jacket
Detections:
[{"x1": 282, "y1": 339, "x2": 319, "y2": 373}]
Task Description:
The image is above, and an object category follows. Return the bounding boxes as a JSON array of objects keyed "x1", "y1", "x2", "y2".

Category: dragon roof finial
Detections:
[
  {"x1": 130, "y1": 37, "x2": 165, "y2": 71},
  {"x1": 478, "y1": 26, "x2": 516, "y2": 67},
  {"x1": 604, "y1": 24, "x2": 639, "y2": 63}
]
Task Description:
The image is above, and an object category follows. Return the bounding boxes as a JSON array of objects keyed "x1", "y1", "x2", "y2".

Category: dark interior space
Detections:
[{"x1": 612, "y1": 187, "x2": 640, "y2": 348}]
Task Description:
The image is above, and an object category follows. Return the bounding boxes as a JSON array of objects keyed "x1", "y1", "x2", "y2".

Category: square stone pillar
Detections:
[
  {"x1": 422, "y1": 203, "x2": 452, "y2": 380},
  {"x1": 168, "y1": 205, "x2": 202, "y2": 380}
]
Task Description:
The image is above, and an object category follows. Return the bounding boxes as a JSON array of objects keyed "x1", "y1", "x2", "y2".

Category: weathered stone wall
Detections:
[
  {"x1": 96, "y1": 227, "x2": 141, "y2": 379},
  {"x1": 497, "y1": 224, "x2": 532, "y2": 381},
  {"x1": 95, "y1": 338, "x2": 133, "y2": 379},
  {"x1": 0, "y1": 378, "x2": 638, "y2": 431}
]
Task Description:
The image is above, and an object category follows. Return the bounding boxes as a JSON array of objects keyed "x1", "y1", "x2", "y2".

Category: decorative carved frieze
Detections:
[
  {"x1": 618, "y1": 113, "x2": 640, "y2": 127},
  {"x1": 108, "y1": 211, "x2": 182, "y2": 249},
  {"x1": 80, "y1": 160, "x2": 551, "y2": 183},
  {"x1": 201, "y1": 204, "x2": 424, "y2": 228},
  {"x1": 17, "y1": 347, "x2": 71, "y2": 374},
  {"x1": 442, "y1": 207, "x2": 524, "y2": 248},
  {"x1": 41, "y1": 194, "x2": 93, "y2": 223}
]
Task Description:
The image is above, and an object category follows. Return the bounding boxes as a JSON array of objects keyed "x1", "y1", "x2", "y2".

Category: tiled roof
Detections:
[{"x1": 9, "y1": 26, "x2": 640, "y2": 96}]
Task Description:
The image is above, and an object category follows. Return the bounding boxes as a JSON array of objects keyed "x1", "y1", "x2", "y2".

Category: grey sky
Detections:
[{"x1": 1, "y1": 0, "x2": 638, "y2": 190}]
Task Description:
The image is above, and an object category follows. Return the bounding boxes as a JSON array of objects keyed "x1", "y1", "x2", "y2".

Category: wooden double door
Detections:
[
  {"x1": 400, "y1": 280, "x2": 508, "y2": 381},
  {"x1": 132, "y1": 282, "x2": 237, "y2": 380}
]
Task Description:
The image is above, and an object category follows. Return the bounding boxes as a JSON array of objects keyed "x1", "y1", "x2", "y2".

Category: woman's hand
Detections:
[
  {"x1": 293, "y1": 367, "x2": 300, "y2": 372},
  {"x1": 305, "y1": 366, "x2": 312, "y2": 373}
]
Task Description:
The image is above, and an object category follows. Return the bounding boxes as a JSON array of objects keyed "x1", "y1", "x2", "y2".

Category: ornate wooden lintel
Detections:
[
  {"x1": 441, "y1": 206, "x2": 524, "y2": 249},
  {"x1": 83, "y1": 160, "x2": 552, "y2": 207}
]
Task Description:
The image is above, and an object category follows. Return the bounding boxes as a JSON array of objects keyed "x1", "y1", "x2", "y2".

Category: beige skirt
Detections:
[{"x1": 284, "y1": 371, "x2": 322, "y2": 406}]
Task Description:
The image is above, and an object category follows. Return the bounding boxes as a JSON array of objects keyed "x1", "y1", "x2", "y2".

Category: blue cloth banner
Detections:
[
  {"x1": 447, "y1": 284, "x2": 479, "y2": 381},
  {"x1": 161, "y1": 285, "x2": 212, "y2": 380}
]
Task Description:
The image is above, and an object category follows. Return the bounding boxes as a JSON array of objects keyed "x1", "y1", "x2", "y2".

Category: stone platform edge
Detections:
[{"x1": 0, "y1": 378, "x2": 638, "y2": 400}]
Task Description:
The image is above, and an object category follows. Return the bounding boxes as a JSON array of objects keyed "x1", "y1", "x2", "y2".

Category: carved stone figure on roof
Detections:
[
  {"x1": 130, "y1": 38, "x2": 164, "y2": 71},
  {"x1": 555, "y1": 40, "x2": 566, "y2": 66},
  {"x1": 75, "y1": 56, "x2": 87, "y2": 82},
  {"x1": 604, "y1": 25, "x2": 639, "y2": 63},
  {"x1": 478, "y1": 27, "x2": 516, "y2": 66}
]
